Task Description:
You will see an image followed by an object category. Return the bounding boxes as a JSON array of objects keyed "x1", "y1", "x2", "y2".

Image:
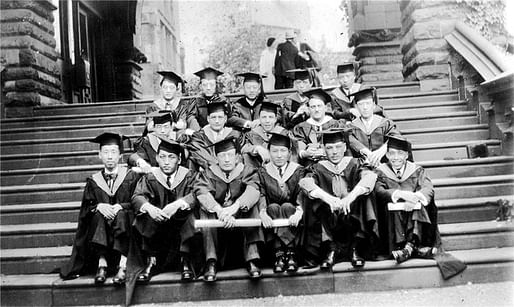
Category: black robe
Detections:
[
  {"x1": 129, "y1": 133, "x2": 160, "y2": 167},
  {"x1": 60, "y1": 167, "x2": 140, "y2": 279},
  {"x1": 227, "y1": 96, "x2": 282, "y2": 130},
  {"x1": 281, "y1": 92, "x2": 310, "y2": 129},
  {"x1": 348, "y1": 115, "x2": 400, "y2": 158},
  {"x1": 191, "y1": 93, "x2": 232, "y2": 128},
  {"x1": 188, "y1": 126, "x2": 242, "y2": 170},
  {"x1": 330, "y1": 84, "x2": 385, "y2": 121},
  {"x1": 241, "y1": 125, "x2": 298, "y2": 167}
]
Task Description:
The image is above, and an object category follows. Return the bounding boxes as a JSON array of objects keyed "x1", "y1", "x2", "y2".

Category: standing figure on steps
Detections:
[
  {"x1": 194, "y1": 136, "x2": 264, "y2": 282},
  {"x1": 129, "y1": 138, "x2": 198, "y2": 284},
  {"x1": 298, "y1": 129, "x2": 378, "y2": 270},
  {"x1": 60, "y1": 133, "x2": 140, "y2": 285},
  {"x1": 258, "y1": 132, "x2": 305, "y2": 273},
  {"x1": 374, "y1": 136, "x2": 441, "y2": 262}
]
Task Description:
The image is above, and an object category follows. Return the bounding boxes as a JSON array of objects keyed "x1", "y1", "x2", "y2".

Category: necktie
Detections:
[
  {"x1": 104, "y1": 173, "x2": 116, "y2": 191},
  {"x1": 332, "y1": 174, "x2": 348, "y2": 198},
  {"x1": 167, "y1": 176, "x2": 172, "y2": 188},
  {"x1": 278, "y1": 167, "x2": 283, "y2": 177},
  {"x1": 396, "y1": 170, "x2": 402, "y2": 179}
]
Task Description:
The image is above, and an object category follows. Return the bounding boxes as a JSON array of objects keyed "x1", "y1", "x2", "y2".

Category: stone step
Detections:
[
  {"x1": 438, "y1": 195, "x2": 513, "y2": 224},
  {"x1": 422, "y1": 156, "x2": 514, "y2": 178},
  {"x1": 1, "y1": 164, "x2": 103, "y2": 186},
  {"x1": 0, "y1": 202, "x2": 80, "y2": 225},
  {"x1": 392, "y1": 112, "x2": 478, "y2": 130},
  {"x1": 440, "y1": 221, "x2": 514, "y2": 251},
  {"x1": 364, "y1": 81, "x2": 420, "y2": 95},
  {"x1": 360, "y1": 72, "x2": 404, "y2": 83},
  {"x1": 0, "y1": 246, "x2": 71, "y2": 275},
  {"x1": 433, "y1": 175, "x2": 514, "y2": 199},
  {"x1": 0, "y1": 182, "x2": 84, "y2": 205},
  {"x1": 1, "y1": 123, "x2": 145, "y2": 141},
  {"x1": 386, "y1": 104, "x2": 468, "y2": 118},
  {"x1": 359, "y1": 63, "x2": 403, "y2": 74},
  {"x1": 0, "y1": 151, "x2": 130, "y2": 170},
  {"x1": 1, "y1": 247, "x2": 513, "y2": 306},
  {"x1": 0, "y1": 222, "x2": 76, "y2": 249},
  {"x1": 379, "y1": 90, "x2": 459, "y2": 105},
  {"x1": 412, "y1": 139, "x2": 502, "y2": 161},
  {"x1": 402, "y1": 124, "x2": 489, "y2": 143},
  {"x1": 360, "y1": 54, "x2": 404, "y2": 66}
]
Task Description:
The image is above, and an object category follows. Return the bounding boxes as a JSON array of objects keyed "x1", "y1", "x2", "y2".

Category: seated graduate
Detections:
[
  {"x1": 293, "y1": 88, "x2": 347, "y2": 166},
  {"x1": 227, "y1": 72, "x2": 280, "y2": 130},
  {"x1": 188, "y1": 102, "x2": 243, "y2": 171},
  {"x1": 241, "y1": 100, "x2": 296, "y2": 168},
  {"x1": 374, "y1": 136, "x2": 441, "y2": 263},
  {"x1": 191, "y1": 67, "x2": 232, "y2": 128},
  {"x1": 298, "y1": 129, "x2": 378, "y2": 270},
  {"x1": 330, "y1": 62, "x2": 384, "y2": 121},
  {"x1": 145, "y1": 70, "x2": 199, "y2": 136},
  {"x1": 257, "y1": 132, "x2": 305, "y2": 273},
  {"x1": 281, "y1": 68, "x2": 313, "y2": 129},
  {"x1": 347, "y1": 86, "x2": 401, "y2": 168},
  {"x1": 129, "y1": 137, "x2": 198, "y2": 283},
  {"x1": 60, "y1": 133, "x2": 140, "y2": 285},
  {"x1": 129, "y1": 111, "x2": 175, "y2": 173},
  {"x1": 194, "y1": 136, "x2": 264, "y2": 282}
]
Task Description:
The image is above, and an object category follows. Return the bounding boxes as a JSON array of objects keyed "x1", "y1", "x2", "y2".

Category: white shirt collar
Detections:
[{"x1": 104, "y1": 166, "x2": 119, "y2": 176}]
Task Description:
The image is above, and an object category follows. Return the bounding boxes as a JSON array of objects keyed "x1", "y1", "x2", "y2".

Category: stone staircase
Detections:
[{"x1": 1, "y1": 82, "x2": 513, "y2": 306}]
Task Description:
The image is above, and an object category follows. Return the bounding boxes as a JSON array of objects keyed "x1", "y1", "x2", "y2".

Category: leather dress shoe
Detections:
[
  {"x1": 392, "y1": 242, "x2": 414, "y2": 264},
  {"x1": 320, "y1": 250, "x2": 335, "y2": 271},
  {"x1": 285, "y1": 251, "x2": 298, "y2": 272},
  {"x1": 273, "y1": 255, "x2": 286, "y2": 273},
  {"x1": 247, "y1": 260, "x2": 262, "y2": 279},
  {"x1": 94, "y1": 266, "x2": 107, "y2": 284},
  {"x1": 112, "y1": 267, "x2": 126, "y2": 285},
  {"x1": 351, "y1": 248, "x2": 365, "y2": 268},
  {"x1": 181, "y1": 258, "x2": 194, "y2": 281},
  {"x1": 137, "y1": 260, "x2": 155, "y2": 283},
  {"x1": 204, "y1": 260, "x2": 217, "y2": 282}
]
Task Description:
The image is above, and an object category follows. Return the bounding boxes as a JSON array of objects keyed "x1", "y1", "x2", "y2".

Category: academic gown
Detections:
[
  {"x1": 241, "y1": 125, "x2": 298, "y2": 167},
  {"x1": 191, "y1": 93, "x2": 232, "y2": 128},
  {"x1": 60, "y1": 167, "x2": 140, "y2": 279},
  {"x1": 194, "y1": 163, "x2": 264, "y2": 267},
  {"x1": 188, "y1": 126, "x2": 242, "y2": 170},
  {"x1": 257, "y1": 162, "x2": 306, "y2": 248},
  {"x1": 281, "y1": 92, "x2": 310, "y2": 129},
  {"x1": 375, "y1": 162, "x2": 441, "y2": 255},
  {"x1": 227, "y1": 96, "x2": 282, "y2": 130},
  {"x1": 129, "y1": 133, "x2": 161, "y2": 167},
  {"x1": 292, "y1": 116, "x2": 347, "y2": 165},
  {"x1": 330, "y1": 84, "x2": 385, "y2": 121},
  {"x1": 298, "y1": 158, "x2": 378, "y2": 261},
  {"x1": 348, "y1": 115, "x2": 400, "y2": 158},
  {"x1": 146, "y1": 97, "x2": 200, "y2": 131}
]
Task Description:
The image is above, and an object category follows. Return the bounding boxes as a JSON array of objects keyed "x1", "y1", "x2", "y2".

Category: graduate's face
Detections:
[
  {"x1": 269, "y1": 144, "x2": 290, "y2": 167},
  {"x1": 99, "y1": 144, "x2": 121, "y2": 170},
  {"x1": 200, "y1": 78, "x2": 217, "y2": 97},
  {"x1": 154, "y1": 122, "x2": 172, "y2": 138},
  {"x1": 294, "y1": 78, "x2": 311, "y2": 94},
  {"x1": 208, "y1": 111, "x2": 227, "y2": 132},
  {"x1": 243, "y1": 80, "x2": 261, "y2": 100},
  {"x1": 160, "y1": 79, "x2": 179, "y2": 100},
  {"x1": 324, "y1": 141, "x2": 346, "y2": 164},
  {"x1": 216, "y1": 149, "x2": 238, "y2": 172},
  {"x1": 259, "y1": 110, "x2": 277, "y2": 132},
  {"x1": 156, "y1": 150, "x2": 180, "y2": 175},
  {"x1": 308, "y1": 98, "x2": 326, "y2": 121},
  {"x1": 337, "y1": 71, "x2": 355, "y2": 89},
  {"x1": 355, "y1": 98, "x2": 374, "y2": 119},
  {"x1": 386, "y1": 148, "x2": 408, "y2": 171}
]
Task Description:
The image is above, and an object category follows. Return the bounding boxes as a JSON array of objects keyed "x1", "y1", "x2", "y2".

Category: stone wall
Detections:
[
  {"x1": 400, "y1": 0, "x2": 472, "y2": 91},
  {"x1": 0, "y1": 0, "x2": 62, "y2": 117}
]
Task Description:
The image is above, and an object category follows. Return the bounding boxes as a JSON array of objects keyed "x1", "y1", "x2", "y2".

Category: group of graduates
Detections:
[{"x1": 60, "y1": 63, "x2": 450, "y2": 299}]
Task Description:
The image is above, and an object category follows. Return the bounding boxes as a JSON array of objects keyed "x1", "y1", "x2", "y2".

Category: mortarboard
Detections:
[
  {"x1": 304, "y1": 88, "x2": 332, "y2": 104},
  {"x1": 194, "y1": 67, "x2": 224, "y2": 80},
  {"x1": 259, "y1": 101, "x2": 280, "y2": 115},
  {"x1": 206, "y1": 101, "x2": 228, "y2": 115},
  {"x1": 268, "y1": 132, "x2": 291, "y2": 148},
  {"x1": 91, "y1": 132, "x2": 128, "y2": 152},
  {"x1": 236, "y1": 72, "x2": 266, "y2": 83},
  {"x1": 286, "y1": 68, "x2": 311, "y2": 81},
  {"x1": 349, "y1": 86, "x2": 376, "y2": 103},
  {"x1": 337, "y1": 62, "x2": 356, "y2": 74},
  {"x1": 146, "y1": 110, "x2": 172, "y2": 125},
  {"x1": 387, "y1": 135, "x2": 411, "y2": 152},
  {"x1": 157, "y1": 136, "x2": 183, "y2": 156},
  {"x1": 157, "y1": 71, "x2": 184, "y2": 86},
  {"x1": 318, "y1": 128, "x2": 350, "y2": 145},
  {"x1": 209, "y1": 136, "x2": 240, "y2": 155}
]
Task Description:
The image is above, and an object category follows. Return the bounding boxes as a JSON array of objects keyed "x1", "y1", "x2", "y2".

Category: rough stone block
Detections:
[
  {"x1": 415, "y1": 64, "x2": 450, "y2": 80},
  {"x1": 360, "y1": 71, "x2": 403, "y2": 82},
  {"x1": 415, "y1": 39, "x2": 449, "y2": 52},
  {"x1": 1, "y1": 22, "x2": 56, "y2": 47},
  {"x1": 420, "y1": 79, "x2": 450, "y2": 91},
  {"x1": 1, "y1": 35, "x2": 58, "y2": 59},
  {"x1": 5, "y1": 91, "x2": 41, "y2": 106},
  {"x1": 16, "y1": 48, "x2": 60, "y2": 76},
  {"x1": 0, "y1": 0, "x2": 57, "y2": 22},
  {"x1": 3, "y1": 67, "x2": 61, "y2": 87},
  {"x1": 0, "y1": 9, "x2": 54, "y2": 34},
  {"x1": 355, "y1": 46, "x2": 401, "y2": 58},
  {"x1": 4, "y1": 79, "x2": 61, "y2": 98},
  {"x1": 365, "y1": 13, "x2": 386, "y2": 30},
  {"x1": 412, "y1": 22, "x2": 443, "y2": 40},
  {"x1": 416, "y1": 52, "x2": 450, "y2": 66},
  {"x1": 410, "y1": 6, "x2": 463, "y2": 23},
  {"x1": 360, "y1": 63, "x2": 402, "y2": 74},
  {"x1": 361, "y1": 57, "x2": 377, "y2": 65}
]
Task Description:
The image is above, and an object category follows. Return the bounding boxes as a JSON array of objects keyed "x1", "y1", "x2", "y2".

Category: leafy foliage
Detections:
[{"x1": 456, "y1": 0, "x2": 506, "y2": 40}]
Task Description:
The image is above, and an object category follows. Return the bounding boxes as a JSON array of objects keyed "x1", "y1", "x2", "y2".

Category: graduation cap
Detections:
[
  {"x1": 157, "y1": 136, "x2": 183, "y2": 156},
  {"x1": 337, "y1": 62, "x2": 356, "y2": 74},
  {"x1": 259, "y1": 101, "x2": 280, "y2": 115},
  {"x1": 206, "y1": 101, "x2": 228, "y2": 115},
  {"x1": 236, "y1": 72, "x2": 266, "y2": 83},
  {"x1": 318, "y1": 128, "x2": 350, "y2": 145},
  {"x1": 349, "y1": 86, "x2": 376, "y2": 103},
  {"x1": 91, "y1": 132, "x2": 128, "y2": 152},
  {"x1": 157, "y1": 71, "x2": 184, "y2": 86},
  {"x1": 304, "y1": 88, "x2": 332, "y2": 104},
  {"x1": 194, "y1": 67, "x2": 224, "y2": 80},
  {"x1": 268, "y1": 132, "x2": 291, "y2": 148},
  {"x1": 286, "y1": 68, "x2": 311, "y2": 81},
  {"x1": 209, "y1": 136, "x2": 240, "y2": 155},
  {"x1": 146, "y1": 110, "x2": 172, "y2": 125},
  {"x1": 387, "y1": 135, "x2": 411, "y2": 152}
]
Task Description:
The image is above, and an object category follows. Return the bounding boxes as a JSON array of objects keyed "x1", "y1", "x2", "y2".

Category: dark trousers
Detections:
[{"x1": 266, "y1": 202, "x2": 298, "y2": 250}]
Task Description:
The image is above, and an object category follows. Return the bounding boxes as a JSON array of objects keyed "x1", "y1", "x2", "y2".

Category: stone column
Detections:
[
  {"x1": 400, "y1": 0, "x2": 470, "y2": 91},
  {"x1": 0, "y1": 0, "x2": 62, "y2": 117}
]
